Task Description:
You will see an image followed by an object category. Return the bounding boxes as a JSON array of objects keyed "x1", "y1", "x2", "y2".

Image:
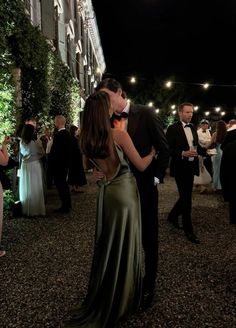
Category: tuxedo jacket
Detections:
[
  {"x1": 166, "y1": 121, "x2": 205, "y2": 177},
  {"x1": 49, "y1": 129, "x2": 72, "y2": 171},
  {"x1": 220, "y1": 140, "x2": 236, "y2": 201},
  {"x1": 127, "y1": 103, "x2": 170, "y2": 183},
  {"x1": 221, "y1": 128, "x2": 236, "y2": 151}
]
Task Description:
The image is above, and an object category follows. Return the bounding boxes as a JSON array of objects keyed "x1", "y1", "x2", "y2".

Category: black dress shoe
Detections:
[{"x1": 185, "y1": 232, "x2": 200, "y2": 244}]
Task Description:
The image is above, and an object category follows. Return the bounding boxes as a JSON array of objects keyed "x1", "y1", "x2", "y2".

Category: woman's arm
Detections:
[
  {"x1": 0, "y1": 136, "x2": 10, "y2": 166},
  {"x1": 112, "y1": 129, "x2": 155, "y2": 171}
]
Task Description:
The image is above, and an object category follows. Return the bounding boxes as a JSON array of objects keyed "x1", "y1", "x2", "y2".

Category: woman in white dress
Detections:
[{"x1": 19, "y1": 124, "x2": 45, "y2": 217}]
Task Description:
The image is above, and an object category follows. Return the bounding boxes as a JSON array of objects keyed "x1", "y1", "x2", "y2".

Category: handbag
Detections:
[{"x1": 194, "y1": 156, "x2": 212, "y2": 185}]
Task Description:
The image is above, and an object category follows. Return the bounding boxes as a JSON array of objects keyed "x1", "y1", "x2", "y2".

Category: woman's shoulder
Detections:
[
  {"x1": 112, "y1": 128, "x2": 128, "y2": 143},
  {"x1": 112, "y1": 128, "x2": 127, "y2": 136}
]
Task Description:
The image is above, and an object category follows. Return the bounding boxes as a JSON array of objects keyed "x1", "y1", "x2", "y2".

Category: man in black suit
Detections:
[
  {"x1": 49, "y1": 115, "x2": 72, "y2": 213},
  {"x1": 96, "y1": 78, "x2": 170, "y2": 309},
  {"x1": 166, "y1": 103, "x2": 205, "y2": 244},
  {"x1": 221, "y1": 118, "x2": 236, "y2": 151}
]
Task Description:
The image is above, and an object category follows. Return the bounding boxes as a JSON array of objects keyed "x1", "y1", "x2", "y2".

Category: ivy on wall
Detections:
[
  {"x1": 0, "y1": 0, "x2": 81, "y2": 211},
  {"x1": 0, "y1": 0, "x2": 81, "y2": 134}
]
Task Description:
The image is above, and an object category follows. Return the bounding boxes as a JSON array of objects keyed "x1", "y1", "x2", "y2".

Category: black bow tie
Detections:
[
  {"x1": 120, "y1": 112, "x2": 128, "y2": 118},
  {"x1": 184, "y1": 124, "x2": 191, "y2": 128},
  {"x1": 111, "y1": 112, "x2": 128, "y2": 121}
]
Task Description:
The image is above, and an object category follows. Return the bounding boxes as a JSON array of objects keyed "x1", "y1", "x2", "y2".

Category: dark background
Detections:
[{"x1": 92, "y1": 0, "x2": 236, "y2": 116}]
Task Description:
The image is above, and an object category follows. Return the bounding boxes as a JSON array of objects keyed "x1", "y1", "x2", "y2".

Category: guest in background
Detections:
[
  {"x1": 226, "y1": 118, "x2": 236, "y2": 130},
  {"x1": 39, "y1": 127, "x2": 52, "y2": 153},
  {"x1": 19, "y1": 124, "x2": 45, "y2": 217},
  {"x1": 39, "y1": 127, "x2": 53, "y2": 189},
  {"x1": 48, "y1": 115, "x2": 73, "y2": 213},
  {"x1": 220, "y1": 117, "x2": 236, "y2": 224},
  {"x1": 221, "y1": 117, "x2": 236, "y2": 150},
  {"x1": 166, "y1": 103, "x2": 206, "y2": 244},
  {"x1": 0, "y1": 135, "x2": 10, "y2": 257},
  {"x1": 207, "y1": 120, "x2": 227, "y2": 191},
  {"x1": 220, "y1": 140, "x2": 236, "y2": 224},
  {"x1": 197, "y1": 119, "x2": 213, "y2": 177},
  {"x1": 25, "y1": 117, "x2": 37, "y2": 140},
  {"x1": 68, "y1": 125, "x2": 87, "y2": 193}
]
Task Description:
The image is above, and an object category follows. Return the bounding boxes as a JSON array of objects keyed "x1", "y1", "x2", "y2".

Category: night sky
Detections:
[{"x1": 92, "y1": 0, "x2": 236, "y2": 112}]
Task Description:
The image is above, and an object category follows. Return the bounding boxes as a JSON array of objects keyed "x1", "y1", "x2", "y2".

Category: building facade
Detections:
[{"x1": 24, "y1": 0, "x2": 105, "y2": 102}]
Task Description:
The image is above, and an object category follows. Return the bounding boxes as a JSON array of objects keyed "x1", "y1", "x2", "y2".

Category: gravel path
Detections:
[{"x1": 0, "y1": 173, "x2": 235, "y2": 328}]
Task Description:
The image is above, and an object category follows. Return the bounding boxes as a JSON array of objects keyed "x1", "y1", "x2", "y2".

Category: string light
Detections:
[
  {"x1": 165, "y1": 81, "x2": 172, "y2": 88},
  {"x1": 130, "y1": 76, "x2": 136, "y2": 84},
  {"x1": 163, "y1": 80, "x2": 236, "y2": 88},
  {"x1": 203, "y1": 83, "x2": 210, "y2": 89}
]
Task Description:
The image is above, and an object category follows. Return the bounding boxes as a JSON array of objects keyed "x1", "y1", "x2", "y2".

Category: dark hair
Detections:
[
  {"x1": 80, "y1": 91, "x2": 112, "y2": 159},
  {"x1": 215, "y1": 120, "x2": 227, "y2": 144},
  {"x1": 96, "y1": 78, "x2": 122, "y2": 93},
  {"x1": 21, "y1": 124, "x2": 35, "y2": 144},
  {"x1": 70, "y1": 125, "x2": 78, "y2": 136}
]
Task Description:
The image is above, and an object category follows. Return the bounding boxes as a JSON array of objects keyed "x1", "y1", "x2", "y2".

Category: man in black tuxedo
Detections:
[
  {"x1": 96, "y1": 78, "x2": 170, "y2": 309},
  {"x1": 166, "y1": 103, "x2": 205, "y2": 244},
  {"x1": 49, "y1": 115, "x2": 73, "y2": 213},
  {"x1": 220, "y1": 119, "x2": 236, "y2": 225},
  {"x1": 220, "y1": 140, "x2": 236, "y2": 224}
]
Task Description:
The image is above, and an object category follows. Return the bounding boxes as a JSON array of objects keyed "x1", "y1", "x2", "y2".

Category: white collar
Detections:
[
  {"x1": 227, "y1": 124, "x2": 236, "y2": 131},
  {"x1": 122, "y1": 101, "x2": 130, "y2": 115}
]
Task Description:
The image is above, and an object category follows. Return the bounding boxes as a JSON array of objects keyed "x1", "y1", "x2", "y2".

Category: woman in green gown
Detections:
[{"x1": 62, "y1": 91, "x2": 155, "y2": 328}]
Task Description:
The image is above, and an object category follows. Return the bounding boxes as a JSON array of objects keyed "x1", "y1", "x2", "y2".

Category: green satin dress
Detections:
[{"x1": 64, "y1": 144, "x2": 142, "y2": 328}]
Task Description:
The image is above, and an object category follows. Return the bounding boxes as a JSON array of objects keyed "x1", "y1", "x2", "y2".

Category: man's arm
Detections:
[{"x1": 149, "y1": 113, "x2": 170, "y2": 181}]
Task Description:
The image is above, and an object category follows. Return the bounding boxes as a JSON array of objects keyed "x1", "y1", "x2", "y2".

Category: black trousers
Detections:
[
  {"x1": 170, "y1": 163, "x2": 195, "y2": 234},
  {"x1": 136, "y1": 177, "x2": 158, "y2": 293},
  {"x1": 54, "y1": 167, "x2": 71, "y2": 210}
]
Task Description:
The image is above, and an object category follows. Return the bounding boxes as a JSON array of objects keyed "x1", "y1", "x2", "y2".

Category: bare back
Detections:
[{"x1": 91, "y1": 141, "x2": 120, "y2": 180}]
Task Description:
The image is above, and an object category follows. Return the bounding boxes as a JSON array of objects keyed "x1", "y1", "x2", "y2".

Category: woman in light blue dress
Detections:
[
  {"x1": 62, "y1": 91, "x2": 155, "y2": 328},
  {"x1": 208, "y1": 120, "x2": 227, "y2": 191},
  {"x1": 19, "y1": 124, "x2": 45, "y2": 216}
]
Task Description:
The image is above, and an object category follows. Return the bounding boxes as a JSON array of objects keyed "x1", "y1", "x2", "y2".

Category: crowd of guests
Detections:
[
  {"x1": 16, "y1": 116, "x2": 87, "y2": 216},
  {"x1": 0, "y1": 78, "x2": 235, "y2": 327},
  {"x1": 192, "y1": 117, "x2": 236, "y2": 222},
  {"x1": 0, "y1": 116, "x2": 87, "y2": 256}
]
